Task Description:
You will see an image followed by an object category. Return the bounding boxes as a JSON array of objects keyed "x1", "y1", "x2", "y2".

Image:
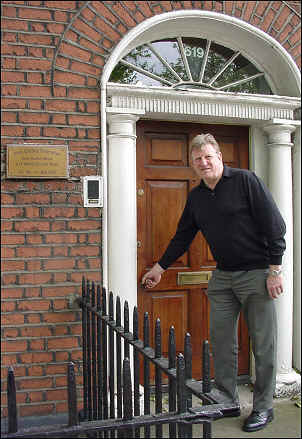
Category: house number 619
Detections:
[{"x1": 184, "y1": 46, "x2": 204, "y2": 58}]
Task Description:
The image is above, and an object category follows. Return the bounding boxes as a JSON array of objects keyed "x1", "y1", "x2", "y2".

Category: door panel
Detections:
[
  {"x1": 146, "y1": 180, "x2": 189, "y2": 267},
  {"x1": 148, "y1": 136, "x2": 187, "y2": 165},
  {"x1": 137, "y1": 121, "x2": 250, "y2": 380},
  {"x1": 151, "y1": 291, "x2": 188, "y2": 354}
]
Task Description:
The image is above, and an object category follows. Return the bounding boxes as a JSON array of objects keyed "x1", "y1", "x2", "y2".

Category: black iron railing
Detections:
[{"x1": 3, "y1": 277, "x2": 238, "y2": 438}]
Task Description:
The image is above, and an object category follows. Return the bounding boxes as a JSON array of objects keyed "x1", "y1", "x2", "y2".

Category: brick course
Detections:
[{"x1": 1, "y1": 0, "x2": 301, "y2": 419}]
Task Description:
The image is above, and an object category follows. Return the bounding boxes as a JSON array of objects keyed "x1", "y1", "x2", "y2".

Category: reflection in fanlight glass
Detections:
[{"x1": 109, "y1": 37, "x2": 273, "y2": 95}]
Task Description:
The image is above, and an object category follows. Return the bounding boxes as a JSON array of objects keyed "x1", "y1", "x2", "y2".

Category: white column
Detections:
[
  {"x1": 293, "y1": 125, "x2": 301, "y2": 372},
  {"x1": 106, "y1": 110, "x2": 143, "y2": 318},
  {"x1": 263, "y1": 120, "x2": 301, "y2": 397}
]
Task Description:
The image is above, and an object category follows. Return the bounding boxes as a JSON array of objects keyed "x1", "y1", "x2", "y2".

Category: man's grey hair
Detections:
[{"x1": 190, "y1": 133, "x2": 221, "y2": 155}]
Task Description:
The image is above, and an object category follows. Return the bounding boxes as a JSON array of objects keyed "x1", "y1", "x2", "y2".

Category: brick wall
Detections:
[
  {"x1": 1, "y1": 0, "x2": 102, "y2": 418},
  {"x1": 1, "y1": 0, "x2": 301, "y2": 418}
]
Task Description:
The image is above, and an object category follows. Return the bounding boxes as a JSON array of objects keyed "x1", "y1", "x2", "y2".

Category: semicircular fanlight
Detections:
[{"x1": 109, "y1": 37, "x2": 272, "y2": 95}]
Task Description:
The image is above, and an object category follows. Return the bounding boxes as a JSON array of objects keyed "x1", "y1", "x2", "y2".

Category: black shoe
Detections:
[{"x1": 242, "y1": 408, "x2": 274, "y2": 432}]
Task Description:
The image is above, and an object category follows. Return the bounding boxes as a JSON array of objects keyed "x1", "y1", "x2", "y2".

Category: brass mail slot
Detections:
[{"x1": 177, "y1": 271, "x2": 212, "y2": 285}]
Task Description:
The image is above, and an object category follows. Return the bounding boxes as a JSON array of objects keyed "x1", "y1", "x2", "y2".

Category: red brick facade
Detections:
[{"x1": 1, "y1": 1, "x2": 301, "y2": 418}]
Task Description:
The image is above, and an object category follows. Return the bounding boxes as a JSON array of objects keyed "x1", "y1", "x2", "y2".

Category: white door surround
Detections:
[{"x1": 100, "y1": 10, "x2": 301, "y2": 395}]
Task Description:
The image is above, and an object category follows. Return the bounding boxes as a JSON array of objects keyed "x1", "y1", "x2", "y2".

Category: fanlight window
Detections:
[{"x1": 110, "y1": 37, "x2": 273, "y2": 95}]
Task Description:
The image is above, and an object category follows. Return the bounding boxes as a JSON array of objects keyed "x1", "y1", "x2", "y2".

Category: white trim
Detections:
[
  {"x1": 268, "y1": 118, "x2": 301, "y2": 126},
  {"x1": 106, "y1": 107, "x2": 145, "y2": 115},
  {"x1": 107, "y1": 83, "x2": 300, "y2": 122},
  {"x1": 100, "y1": 82, "x2": 108, "y2": 290}
]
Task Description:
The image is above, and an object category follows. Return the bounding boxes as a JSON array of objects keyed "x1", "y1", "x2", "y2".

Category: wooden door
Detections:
[{"x1": 137, "y1": 120, "x2": 250, "y2": 380}]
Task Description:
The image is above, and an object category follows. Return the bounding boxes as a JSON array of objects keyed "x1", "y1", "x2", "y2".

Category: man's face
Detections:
[{"x1": 191, "y1": 143, "x2": 223, "y2": 182}]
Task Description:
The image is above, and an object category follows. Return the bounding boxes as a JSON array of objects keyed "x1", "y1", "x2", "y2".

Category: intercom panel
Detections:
[{"x1": 83, "y1": 176, "x2": 103, "y2": 207}]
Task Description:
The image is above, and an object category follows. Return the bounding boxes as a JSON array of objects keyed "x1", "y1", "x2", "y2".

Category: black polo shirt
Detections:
[{"x1": 158, "y1": 165, "x2": 286, "y2": 271}]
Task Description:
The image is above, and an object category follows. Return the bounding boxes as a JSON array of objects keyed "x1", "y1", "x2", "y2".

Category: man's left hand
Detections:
[{"x1": 266, "y1": 274, "x2": 283, "y2": 299}]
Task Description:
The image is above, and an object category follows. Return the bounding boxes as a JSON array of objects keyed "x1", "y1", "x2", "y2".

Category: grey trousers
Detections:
[{"x1": 207, "y1": 269, "x2": 277, "y2": 410}]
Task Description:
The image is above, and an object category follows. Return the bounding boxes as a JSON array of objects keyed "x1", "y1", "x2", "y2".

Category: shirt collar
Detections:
[{"x1": 222, "y1": 164, "x2": 233, "y2": 178}]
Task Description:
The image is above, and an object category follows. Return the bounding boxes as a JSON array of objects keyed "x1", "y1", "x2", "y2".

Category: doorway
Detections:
[{"x1": 137, "y1": 120, "x2": 250, "y2": 380}]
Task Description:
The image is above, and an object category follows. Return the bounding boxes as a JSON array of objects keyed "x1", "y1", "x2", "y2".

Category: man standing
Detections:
[{"x1": 142, "y1": 133, "x2": 286, "y2": 433}]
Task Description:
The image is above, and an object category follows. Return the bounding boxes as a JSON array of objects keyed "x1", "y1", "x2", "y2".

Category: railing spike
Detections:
[
  {"x1": 91, "y1": 282, "x2": 97, "y2": 420},
  {"x1": 91, "y1": 282, "x2": 95, "y2": 305},
  {"x1": 155, "y1": 318, "x2": 162, "y2": 358},
  {"x1": 67, "y1": 362, "x2": 78, "y2": 426},
  {"x1": 82, "y1": 276, "x2": 86, "y2": 299},
  {"x1": 124, "y1": 300, "x2": 129, "y2": 331},
  {"x1": 109, "y1": 291, "x2": 114, "y2": 320},
  {"x1": 184, "y1": 334, "x2": 193, "y2": 437},
  {"x1": 202, "y1": 339, "x2": 211, "y2": 393},
  {"x1": 86, "y1": 278, "x2": 90, "y2": 298},
  {"x1": 96, "y1": 285, "x2": 101, "y2": 311},
  {"x1": 143, "y1": 312, "x2": 150, "y2": 347},
  {"x1": 101, "y1": 287, "x2": 107, "y2": 315},
  {"x1": 116, "y1": 295, "x2": 121, "y2": 326},
  {"x1": 123, "y1": 358, "x2": 134, "y2": 437},
  {"x1": 7, "y1": 367, "x2": 17, "y2": 434},
  {"x1": 133, "y1": 306, "x2": 139, "y2": 340},
  {"x1": 124, "y1": 300, "x2": 130, "y2": 357},
  {"x1": 168, "y1": 326, "x2": 177, "y2": 437},
  {"x1": 184, "y1": 333, "x2": 192, "y2": 378}
]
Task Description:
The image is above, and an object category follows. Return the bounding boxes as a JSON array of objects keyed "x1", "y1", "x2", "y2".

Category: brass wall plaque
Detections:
[
  {"x1": 177, "y1": 271, "x2": 212, "y2": 285},
  {"x1": 7, "y1": 144, "x2": 69, "y2": 179}
]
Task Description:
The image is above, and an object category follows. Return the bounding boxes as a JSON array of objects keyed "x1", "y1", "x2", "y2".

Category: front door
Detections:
[{"x1": 137, "y1": 120, "x2": 250, "y2": 380}]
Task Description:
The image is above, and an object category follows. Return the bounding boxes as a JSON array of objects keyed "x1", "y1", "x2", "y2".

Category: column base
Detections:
[{"x1": 274, "y1": 369, "x2": 301, "y2": 398}]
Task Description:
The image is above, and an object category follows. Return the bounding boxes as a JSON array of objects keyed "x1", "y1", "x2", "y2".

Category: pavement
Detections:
[{"x1": 190, "y1": 383, "x2": 301, "y2": 438}]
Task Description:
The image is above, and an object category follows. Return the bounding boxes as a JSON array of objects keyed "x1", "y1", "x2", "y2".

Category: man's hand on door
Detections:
[{"x1": 141, "y1": 263, "x2": 165, "y2": 289}]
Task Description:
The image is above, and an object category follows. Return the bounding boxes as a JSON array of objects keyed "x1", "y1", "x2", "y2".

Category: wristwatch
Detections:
[{"x1": 269, "y1": 269, "x2": 282, "y2": 276}]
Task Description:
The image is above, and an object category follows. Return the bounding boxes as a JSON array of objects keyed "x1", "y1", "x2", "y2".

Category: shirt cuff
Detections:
[
  {"x1": 158, "y1": 259, "x2": 169, "y2": 270},
  {"x1": 269, "y1": 255, "x2": 283, "y2": 266}
]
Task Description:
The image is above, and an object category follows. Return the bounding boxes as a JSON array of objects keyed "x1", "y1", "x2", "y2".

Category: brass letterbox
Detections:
[{"x1": 177, "y1": 271, "x2": 212, "y2": 286}]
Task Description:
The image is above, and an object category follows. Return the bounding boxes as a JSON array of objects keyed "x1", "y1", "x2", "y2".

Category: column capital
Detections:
[
  {"x1": 263, "y1": 120, "x2": 297, "y2": 146},
  {"x1": 106, "y1": 107, "x2": 145, "y2": 123},
  {"x1": 106, "y1": 109, "x2": 144, "y2": 136}
]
